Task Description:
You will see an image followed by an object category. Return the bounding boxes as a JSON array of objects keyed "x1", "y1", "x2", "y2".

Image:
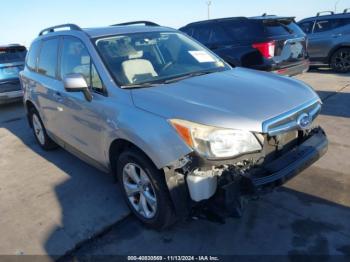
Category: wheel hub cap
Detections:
[{"x1": 122, "y1": 163, "x2": 157, "y2": 219}]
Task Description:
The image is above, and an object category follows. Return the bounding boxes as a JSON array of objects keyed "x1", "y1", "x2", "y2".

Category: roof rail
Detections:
[
  {"x1": 39, "y1": 24, "x2": 82, "y2": 36},
  {"x1": 111, "y1": 21, "x2": 159, "y2": 27},
  {"x1": 316, "y1": 11, "x2": 334, "y2": 17},
  {"x1": 344, "y1": 8, "x2": 350, "y2": 14},
  {"x1": 185, "y1": 17, "x2": 247, "y2": 27}
]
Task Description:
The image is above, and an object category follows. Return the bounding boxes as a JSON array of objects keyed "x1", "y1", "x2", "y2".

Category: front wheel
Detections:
[
  {"x1": 330, "y1": 48, "x2": 350, "y2": 73},
  {"x1": 117, "y1": 148, "x2": 176, "y2": 229}
]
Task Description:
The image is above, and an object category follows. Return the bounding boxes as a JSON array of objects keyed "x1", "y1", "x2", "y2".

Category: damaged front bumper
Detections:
[
  {"x1": 164, "y1": 127, "x2": 328, "y2": 218},
  {"x1": 244, "y1": 128, "x2": 328, "y2": 190}
]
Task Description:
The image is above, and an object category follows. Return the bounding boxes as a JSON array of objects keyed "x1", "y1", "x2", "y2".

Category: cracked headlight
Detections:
[{"x1": 170, "y1": 119, "x2": 262, "y2": 159}]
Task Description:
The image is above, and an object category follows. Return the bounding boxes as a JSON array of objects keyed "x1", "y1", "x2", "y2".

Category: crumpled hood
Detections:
[{"x1": 131, "y1": 68, "x2": 320, "y2": 132}]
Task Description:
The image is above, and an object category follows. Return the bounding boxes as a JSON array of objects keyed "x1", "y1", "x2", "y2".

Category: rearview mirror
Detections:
[{"x1": 63, "y1": 74, "x2": 92, "y2": 102}]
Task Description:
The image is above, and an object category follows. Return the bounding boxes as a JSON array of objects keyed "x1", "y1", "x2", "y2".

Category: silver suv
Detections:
[{"x1": 21, "y1": 23, "x2": 328, "y2": 229}]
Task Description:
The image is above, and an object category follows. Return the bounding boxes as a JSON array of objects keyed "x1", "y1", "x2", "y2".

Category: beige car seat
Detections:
[{"x1": 121, "y1": 59, "x2": 158, "y2": 84}]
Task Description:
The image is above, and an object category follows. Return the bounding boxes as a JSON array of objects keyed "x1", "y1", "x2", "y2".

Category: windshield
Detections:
[
  {"x1": 0, "y1": 46, "x2": 27, "y2": 63},
  {"x1": 95, "y1": 32, "x2": 228, "y2": 87}
]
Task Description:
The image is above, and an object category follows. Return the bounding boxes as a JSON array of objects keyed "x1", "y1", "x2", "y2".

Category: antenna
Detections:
[{"x1": 335, "y1": 0, "x2": 341, "y2": 12}]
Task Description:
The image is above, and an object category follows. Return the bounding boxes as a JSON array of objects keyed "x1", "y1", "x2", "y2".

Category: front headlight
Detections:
[{"x1": 169, "y1": 119, "x2": 262, "y2": 159}]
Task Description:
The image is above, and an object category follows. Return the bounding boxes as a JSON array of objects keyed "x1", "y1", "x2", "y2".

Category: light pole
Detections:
[
  {"x1": 206, "y1": 1, "x2": 212, "y2": 20},
  {"x1": 334, "y1": 0, "x2": 341, "y2": 12}
]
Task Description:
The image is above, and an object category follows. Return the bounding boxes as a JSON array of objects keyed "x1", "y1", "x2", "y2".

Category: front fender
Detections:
[{"x1": 105, "y1": 107, "x2": 193, "y2": 169}]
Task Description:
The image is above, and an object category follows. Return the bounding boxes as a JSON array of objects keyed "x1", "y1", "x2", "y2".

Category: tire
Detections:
[
  {"x1": 29, "y1": 108, "x2": 58, "y2": 150},
  {"x1": 330, "y1": 48, "x2": 350, "y2": 73},
  {"x1": 117, "y1": 148, "x2": 175, "y2": 229}
]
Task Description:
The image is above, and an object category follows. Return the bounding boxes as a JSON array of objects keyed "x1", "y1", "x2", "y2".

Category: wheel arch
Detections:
[
  {"x1": 25, "y1": 100, "x2": 38, "y2": 128},
  {"x1": 108, "y1": 138, "x2": 159, "y2": 176}
]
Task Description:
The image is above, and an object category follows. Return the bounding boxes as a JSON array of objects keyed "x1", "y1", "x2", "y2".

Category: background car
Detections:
[
  {"x1": 298, "y1": 9, "x2": 350, "y2": 73},
  {"x1": 180, "y1": 15, "x2": 309, "y2": 76},
  {"x1": 0, "y1": 44, "x2": 26, "y2": 104}
]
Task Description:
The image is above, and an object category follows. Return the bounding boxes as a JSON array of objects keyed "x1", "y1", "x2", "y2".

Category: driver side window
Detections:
[{"x1": 60, "y1": 36, "x2": 104, "y2": 93}]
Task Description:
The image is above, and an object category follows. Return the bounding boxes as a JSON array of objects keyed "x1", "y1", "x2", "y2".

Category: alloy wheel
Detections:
[
  {"x1": 122, "y1": 163, "x2": 157, "y2": 219},
  {"x1": 333, "y1": 50, "x2": 350, "y2": 72},
  {"x1": 32, "y1": 114, "x2": 45, "y2": 145}
]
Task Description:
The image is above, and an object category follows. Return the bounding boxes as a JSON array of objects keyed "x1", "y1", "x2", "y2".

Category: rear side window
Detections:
[
  {"x1": 314, "y1": 19, "x2": 335, "y2": 33},
  {"x1": 314, "y1": 18, "x2": 350, "y2": 33},
  {"x1": 0, "y1": 46, "x2": 26, "y2": 63},
  {"x1": 210, "y1": 25, "x2": 234, "y2": 43},
  {"x1": 264, "y1": 20, "x2": 305, "y2": 36},
  {"x1": 332, "y1": 18, "x2": 350, "y2": 29},
  {"x1": 212, "y1": 21, "x2": 265, "y2": 43},
  {"x1": 192, "y1": 26, "x2": 212, "y2": 44},
  {"x1": 26, "y1": 41, "x2": 41, "y2": 71},
  {"x1": 298, "y1": 21, "x2": 315, "y2": 34},
  {"x1": 38, "y1": 38, "x2": 59, "y2": 78},
  {"x1": 180, "y1": 27, "x2": 194, "y2": 37}
]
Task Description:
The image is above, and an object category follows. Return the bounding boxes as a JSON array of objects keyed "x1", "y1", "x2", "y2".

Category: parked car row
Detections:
[
  {"x1": 1, "y1": 10, "x2": 349, "y2": 106},
  {"x1": 180, "y1": 10, "x2": 350, "y2": 74},
  {"x1": 180, "y1": 15, "x2": 310, "y2": 76},
  {"x1": 19, "y1": 21, "x2": 328, "y2": 229}
]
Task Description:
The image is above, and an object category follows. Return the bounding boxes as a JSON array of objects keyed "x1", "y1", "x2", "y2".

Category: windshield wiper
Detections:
[
  {"x1": 162, "y1": 69, "x2": 225, "y2": 84},
  {"x1": 121, "y1": 68, "x2": 226, "y2": 88},
  {"x1": 121, "y1": 82, "x2": 161, "y2": 89}
]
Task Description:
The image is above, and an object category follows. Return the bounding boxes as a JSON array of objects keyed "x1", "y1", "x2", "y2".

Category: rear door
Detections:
[
  {"x1": 306, "y1": 18, "x2": 343, "y2": 61},
  {"x1": 262, "y1": 18, "x2": 308, "y2": 68},
  {"x1": 34, "y1": 37, "x2": 64, "y2": 137},
  {"x1": 0, "y1": 46, "x2": 26, "y2": 93}
]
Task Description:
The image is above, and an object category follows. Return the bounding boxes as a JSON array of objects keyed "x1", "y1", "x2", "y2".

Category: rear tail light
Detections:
[{"x1": 252, "y1": 41, "x2": 275, "y2": 59}]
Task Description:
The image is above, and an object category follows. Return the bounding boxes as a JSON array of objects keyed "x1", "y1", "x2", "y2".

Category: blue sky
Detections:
[{"x1": 1, "y1": 0, "x2": 349, "y2": 46}]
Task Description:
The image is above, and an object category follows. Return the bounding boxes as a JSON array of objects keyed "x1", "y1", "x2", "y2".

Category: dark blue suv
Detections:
[{"x1": 180, "y1": 16, "x2": 309, "y2": 76}]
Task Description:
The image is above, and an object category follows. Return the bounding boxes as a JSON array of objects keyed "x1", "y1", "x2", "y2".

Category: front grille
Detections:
[
  {"x1": 0, "y1": 80, "x2": 21, "y2": 93},
  {"x1": 262, "y1": 99, "x2": 321, "y2": 136}
]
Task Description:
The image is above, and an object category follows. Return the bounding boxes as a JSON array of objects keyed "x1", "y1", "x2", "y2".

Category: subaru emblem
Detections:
[{"x1": 297, "y1": 113, "x2": 311, "y2": 129}]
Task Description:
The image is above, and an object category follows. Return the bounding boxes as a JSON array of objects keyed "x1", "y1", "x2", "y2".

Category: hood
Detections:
[{"x1": 131, "y1": 68, "x2": 320, "y2": 132}]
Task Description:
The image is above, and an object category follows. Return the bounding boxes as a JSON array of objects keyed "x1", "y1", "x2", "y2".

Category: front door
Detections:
[{"x1": 56, "y1": 36, "x2": 107, "y2": 164}]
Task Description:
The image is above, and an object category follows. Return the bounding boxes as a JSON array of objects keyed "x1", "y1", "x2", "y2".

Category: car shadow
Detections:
[
  {"x1": 0, "y1": 103, "x2": 129, "y2": 257},
  {"x1": 64, "y1": 184, "x2": 350, "y2": 258},
  {"x1": 317, "y1": 91, "x2": 350, "y2": 118}
]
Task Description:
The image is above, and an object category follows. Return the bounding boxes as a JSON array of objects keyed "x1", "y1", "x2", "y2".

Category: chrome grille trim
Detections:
[{"x1": 262, "y1": 98, "x2": 322, "y2": 136}]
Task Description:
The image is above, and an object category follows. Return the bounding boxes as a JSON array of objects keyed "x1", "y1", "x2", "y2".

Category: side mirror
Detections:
[{"x1": 63, "y1": 74, "x2": 92, "y2": 102}]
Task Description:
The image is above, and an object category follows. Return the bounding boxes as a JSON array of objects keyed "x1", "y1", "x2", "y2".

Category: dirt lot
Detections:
[{"x1": 0, "y1": 69, "x2": 349, "y2": 259}]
